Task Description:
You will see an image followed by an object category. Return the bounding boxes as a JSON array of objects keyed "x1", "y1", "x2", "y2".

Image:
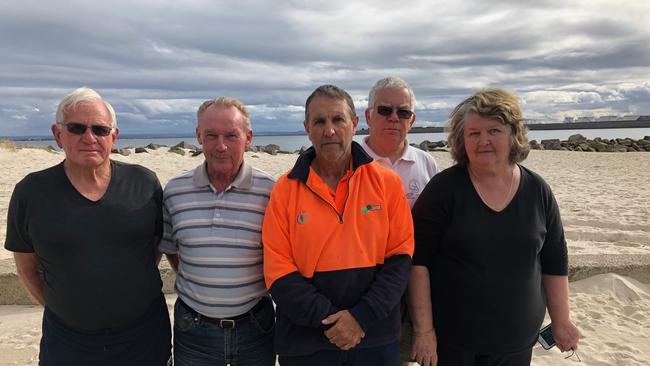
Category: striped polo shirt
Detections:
[{"x1": 159, "y1": 160, "x2": 275, "y2": 318}]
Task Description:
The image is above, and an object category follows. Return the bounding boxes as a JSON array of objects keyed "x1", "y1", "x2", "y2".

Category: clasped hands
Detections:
[{"x1": 322, "y1": 310, "x2": 365, "y2": 350}]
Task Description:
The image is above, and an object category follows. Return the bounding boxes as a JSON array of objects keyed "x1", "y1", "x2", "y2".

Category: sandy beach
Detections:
[{"x1": 0, "y1": 144, "x2": 649, "y2": 365}]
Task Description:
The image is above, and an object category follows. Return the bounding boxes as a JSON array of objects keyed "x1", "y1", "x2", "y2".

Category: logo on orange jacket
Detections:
[
  {"x1": 361, "y1": 204, "x2": 382, "y2": 215},
  {"x1": 297, "y1": 212, "x2": 309, "y2": 224}
]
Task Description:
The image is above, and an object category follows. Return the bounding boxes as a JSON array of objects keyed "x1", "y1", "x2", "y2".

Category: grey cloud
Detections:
[{"x1": 1, "y1": 0, "x2": 649, "y2": 136}]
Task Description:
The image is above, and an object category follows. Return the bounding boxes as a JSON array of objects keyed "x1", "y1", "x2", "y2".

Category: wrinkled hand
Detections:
[
  {"x1": 552, "y1": 321, "x2": 580, "y2": 352},
  {"x1": 411, "y1": 329, "x2": 438, "y2": 366},
  {"x1": 322, "y1": 310, "x2": 365, "y2": 350}
]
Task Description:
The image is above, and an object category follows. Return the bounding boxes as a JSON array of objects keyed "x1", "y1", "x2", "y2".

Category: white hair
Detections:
[
  {"x1": 368, "y1": 76, "x2": 416, "y2": 109},
  {"x1": 55, "y1": 87, "x2": 117, "y2": 127}
]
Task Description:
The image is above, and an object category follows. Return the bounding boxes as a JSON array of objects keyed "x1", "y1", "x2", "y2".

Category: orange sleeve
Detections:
[{"x1": 262, "y1": 175, "x2": 298, "y2": 289}]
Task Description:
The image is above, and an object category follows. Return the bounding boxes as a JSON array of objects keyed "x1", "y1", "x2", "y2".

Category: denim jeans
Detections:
[
  {"x1": 173, "y1": 297, "x2": 276, "y2": 366},
  {"x1": 278, "y1": 342, "x2": 399, "y2": 366}
]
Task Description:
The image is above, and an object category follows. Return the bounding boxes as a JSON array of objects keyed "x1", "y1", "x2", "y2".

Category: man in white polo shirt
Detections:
[
  {"x1": 361, "y1": 76, "x2": 439, "y2": 365},
  {"x1": 159, "y1": 97, "x2": 276, "y2": 366}
]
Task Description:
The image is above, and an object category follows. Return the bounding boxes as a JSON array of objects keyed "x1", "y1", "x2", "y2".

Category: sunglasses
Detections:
[
  {"x1": 64, "y1": 123, "x2": 113, "y2": 137},
  {"x1": 376, "y1": 105, "x2": 414, "y2": 120}
]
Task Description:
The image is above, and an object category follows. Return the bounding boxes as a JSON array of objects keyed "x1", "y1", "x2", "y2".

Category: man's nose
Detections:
[
  {"x1": 388, "y1": 109, "x2": 400, "y2": 122},
  {"x1": 81, "y1": 126, "x2": 97, "y2": 143},
  {"x1": 323, "y1": 122, "x2": 335, "y2": 137},
  {"x1": 215, "y1": 136, "x2": 227, "y2": 151}
]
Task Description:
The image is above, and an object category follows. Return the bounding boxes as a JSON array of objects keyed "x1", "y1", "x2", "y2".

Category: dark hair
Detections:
[{"x1": 304, "y1": 84, "x2": 356, "y2": 121}]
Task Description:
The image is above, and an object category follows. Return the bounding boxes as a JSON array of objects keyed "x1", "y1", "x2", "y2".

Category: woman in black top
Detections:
[{"x1": 408, "y1": 89, "x2": 580, "y2": 366}]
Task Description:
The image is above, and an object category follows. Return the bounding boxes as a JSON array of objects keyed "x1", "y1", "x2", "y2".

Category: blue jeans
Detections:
[
  {"x1": 278, "y1": 342, "x2": 399, "y2": 366},
  {"x1": 173, "y1": 297, "x2": 275, "y2": 366}
]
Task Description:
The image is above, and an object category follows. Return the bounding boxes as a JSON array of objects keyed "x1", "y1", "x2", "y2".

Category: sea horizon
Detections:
[{"x1": 3, "y1": 127, "x2": 650, "y2": 152}]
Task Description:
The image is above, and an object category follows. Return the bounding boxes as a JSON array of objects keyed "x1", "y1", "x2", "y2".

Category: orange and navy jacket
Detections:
[{"x1": 262, "y1": 142, "x2": 414, "y2": 356}]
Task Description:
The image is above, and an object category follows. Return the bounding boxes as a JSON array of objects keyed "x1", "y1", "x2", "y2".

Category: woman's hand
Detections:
[
  {"x1": 411, "y1": 328, "x2": 438, "y2": 366},
  {"x1": 552, "y1": 320, "x2": 581, "y2": 352}
]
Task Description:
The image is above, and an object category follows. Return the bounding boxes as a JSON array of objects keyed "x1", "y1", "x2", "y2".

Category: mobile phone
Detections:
[{"x1": 538, "y1": 324, "x2": 555, "y2": 350}]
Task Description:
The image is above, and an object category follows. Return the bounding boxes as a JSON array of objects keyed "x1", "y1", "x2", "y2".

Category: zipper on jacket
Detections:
[{"x1": 303, "y1": 168, "x2": 358, "y2": 224}]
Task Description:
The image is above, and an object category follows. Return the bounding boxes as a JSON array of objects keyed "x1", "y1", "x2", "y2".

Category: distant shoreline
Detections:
[
  {"x1": 358, "y1": 119, "x2": 650, "y2": 134},
  {"x1": 3, "y1": 119, "x2": 650, "y2": 141}
]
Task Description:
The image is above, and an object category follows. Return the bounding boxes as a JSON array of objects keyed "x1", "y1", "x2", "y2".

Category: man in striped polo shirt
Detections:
[{"x1": 159, "y1": 97, "x2": 276, "y2": 366}]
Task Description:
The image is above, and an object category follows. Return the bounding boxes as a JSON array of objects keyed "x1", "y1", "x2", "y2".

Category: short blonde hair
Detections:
[
  {"x1": 197, "y1": 97, "x2": 251, "y2": 131},
  {"x1": 447, "y1": 88, "x2": 530, "y2": 165}
]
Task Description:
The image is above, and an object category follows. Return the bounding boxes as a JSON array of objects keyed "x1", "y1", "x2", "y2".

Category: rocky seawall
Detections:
[{"x1": 416, "y1": 134, "x2": 650, "y2": 152}]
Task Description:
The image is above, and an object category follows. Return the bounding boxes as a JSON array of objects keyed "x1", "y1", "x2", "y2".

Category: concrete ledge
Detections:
[{"x1": 1, "y1": 255, "x2": 649, "y2": 305}]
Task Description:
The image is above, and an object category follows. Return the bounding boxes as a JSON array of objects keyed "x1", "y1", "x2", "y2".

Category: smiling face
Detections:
[
  {"x1": 196, "y1": 105, "x2": 252, "y2": 180},
  {"x1": 52, "y1": 100, "x2": 118, "y2": 169},
  {"x1": 304, "y1": 96, "x2": 358, "y2": 164},
  {"x1": 365, "y1": 87, "x2": 415, "y2": 154},
  {"x1": 463, "y1": 112, "x2": 513, "y2": 168}
]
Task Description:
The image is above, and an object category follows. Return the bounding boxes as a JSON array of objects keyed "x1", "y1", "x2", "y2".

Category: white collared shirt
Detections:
[{"x1": 361, "y1": 137, "x2": 439, "y2": 208}]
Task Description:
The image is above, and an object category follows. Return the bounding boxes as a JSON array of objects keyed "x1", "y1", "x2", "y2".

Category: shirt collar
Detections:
[
  {"x1": 361, "y1": 136, "x2": 416, "y2": 163},
  {"x1": 288, "y1": 141, "x2": 373, "y2": 184},
  {"x1": 193, "y1": 160, "x2": 253, "y2": 190}
]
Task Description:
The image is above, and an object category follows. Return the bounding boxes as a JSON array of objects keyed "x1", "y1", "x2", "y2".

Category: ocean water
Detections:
[{"x1": 6, "y1": 127, "x2": 650, "y2": 152}]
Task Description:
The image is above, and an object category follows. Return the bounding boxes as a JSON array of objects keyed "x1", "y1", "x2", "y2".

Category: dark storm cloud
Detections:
[{"x1": 1, "y1": 0, "x2": 649, "y2": 137}]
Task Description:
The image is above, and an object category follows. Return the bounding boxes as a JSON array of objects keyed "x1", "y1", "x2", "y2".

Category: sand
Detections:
[{"x1": 0, "y1": 145, "x2": 649, "y2": 365}]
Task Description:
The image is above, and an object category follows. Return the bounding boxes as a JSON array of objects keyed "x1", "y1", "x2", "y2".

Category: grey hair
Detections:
[
  {"x1": 368, "y1": 76, "x2": 416, "y2": 109},
  {"x1": 447, "y1": 88, "x2": 530, "y2": 165},
  {"x1": 55, "y1": 87, "x2": 117, "y2": 127}
]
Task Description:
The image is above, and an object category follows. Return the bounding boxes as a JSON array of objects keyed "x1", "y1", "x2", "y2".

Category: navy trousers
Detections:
[
  {"x1": 279, "y1": 342, "x2": 400, "y2": 366},
  {"x1": 39, "y1": 294, "x2": 172, "y2": 366}
]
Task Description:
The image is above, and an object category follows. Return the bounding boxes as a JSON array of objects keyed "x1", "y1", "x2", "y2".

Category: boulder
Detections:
[
  {"x1": 111, "y1": 148, "x2": 131, "y2": 156},
  {"x1": 588, "y1": 141, "x2": 609, "y2": 152},
  {"x1": 297, "y1": 145, "x2": 308, "y2": 154},
  {"x1": 190, "y1": 150, "x2": 203, "y2": 157},
  {"x1": 262, "y1": 144, "x2": 280, "y2": 155},
  {"x1": 578, "y1": 143, "x2": 591, "y2": 151},
  {"x1": 567, "y1": 134, "x2": 587, "y2": 143},
  {"x1": 135, "y1": 147, "x2": 148, "y2": 153},
  {"x1": 418, "y1": 140, "x2": 446, "y2": 151},
  {"x1": 432, "y1": 140, "x2": 447, "y2": 148},
  {"x1": 146, "y1": 143, "x2": 164, "y2": 150},
  {"x1": 246, "y1": 145, "x2": 259, "y2": 152},
  {"x1": 617, "y1": 138, "x2": 633, "y2": 147},
  {"x1": 172, "y1": 141, "x2": 198, "y2": 150},
  {"x1": 541, "y1": 139, "x2": 562, "y2": 150},
  {"x1": 168, "y1": 147, "x2": 186, "y2": 156}
]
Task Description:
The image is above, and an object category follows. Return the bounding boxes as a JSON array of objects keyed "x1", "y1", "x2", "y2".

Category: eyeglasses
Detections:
[
  {"x1": 64, "y1": 123, "x2": 113, "y2": 137},
  {"x1": 376, "y1": 105, "x2": 414, "y2": 120}
]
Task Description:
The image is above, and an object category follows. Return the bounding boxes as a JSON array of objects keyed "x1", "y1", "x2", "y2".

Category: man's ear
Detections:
[
  {"x1": 196, "y1": 126, "x2": 203, "y2": 145},
  {"x1": 51, "y1": 124, "x2": 63, "y2": 148}
]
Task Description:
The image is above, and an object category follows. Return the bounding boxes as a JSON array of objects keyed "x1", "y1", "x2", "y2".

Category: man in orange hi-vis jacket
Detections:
[{"x1": 262, "y1": 84, "x2": 414, "y2": 366}]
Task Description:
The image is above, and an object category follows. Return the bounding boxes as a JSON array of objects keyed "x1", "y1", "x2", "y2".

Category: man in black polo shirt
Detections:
[{"x1": 5, "y1": 87, "x2": 171, "y2": 365}]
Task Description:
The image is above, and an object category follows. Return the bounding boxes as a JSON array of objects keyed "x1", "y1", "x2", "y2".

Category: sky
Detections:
[{"x1": 1, "y1": 0, "x2": 649, "y2": 136}]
